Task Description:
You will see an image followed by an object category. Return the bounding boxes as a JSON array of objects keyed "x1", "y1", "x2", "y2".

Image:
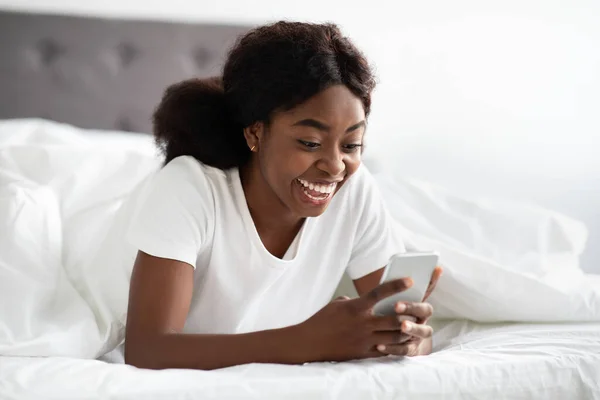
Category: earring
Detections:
[{"x1": 250, "y1": 145, "x2": 257, "y2": 152}]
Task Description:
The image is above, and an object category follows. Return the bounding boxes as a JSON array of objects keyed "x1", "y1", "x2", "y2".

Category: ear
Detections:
[{"x1": 243, "y1": 121, "x2": 266, "y2": 151}]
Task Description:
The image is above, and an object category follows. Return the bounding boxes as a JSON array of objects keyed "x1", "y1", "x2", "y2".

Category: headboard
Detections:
[{"x1": 0, "y1": 10, "x2": 250, "y2": 134}]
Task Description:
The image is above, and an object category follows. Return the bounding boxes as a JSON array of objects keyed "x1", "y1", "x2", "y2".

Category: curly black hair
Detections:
[{"x1": 153, "y1": 21, "x2": 376, "y2": 169}]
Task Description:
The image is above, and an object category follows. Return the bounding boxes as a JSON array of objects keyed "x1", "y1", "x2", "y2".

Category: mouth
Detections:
[{"x1": 294, "y1": 178, "x2": 339, "y2": 206}]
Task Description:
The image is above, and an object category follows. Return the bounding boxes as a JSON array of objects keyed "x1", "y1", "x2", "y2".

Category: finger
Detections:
[
  {"x1": 359, "y1": 277, "x2": 414, "y2": 310},
  {"x1": 369, "y1": 316, "x2": 412, "y2": 344},
  {"x1": 423, "y1": 266, "x2": 443, "y2": 301},
  {"x1": 401, "y1": 320, "x2": 433, "y2": 339},
  {"x1": 376, "y1": 343, "x2": 415, "y2": 357},
  {"x1": 426, "y1": 266, "x2": 442, "y2": 291},
  {"x1": 423, "y1": 267, "x2": 443, "y2": 301},
  {"x1": 397, "y1": 315, "x2": 417, "y2": 323},
  {"x1": 369, "y1": 317, "x2": 412, "y2": 344},
  {"x1": 369, "y1": 315, "x2": 402, "y2": 331},
  {"x1": 370, "y1": 315, "x2": 417, "y2": 332},
  {"x1": 395, "y1": 302, "x2": 434, "y2": 322},
  {"x1": 372, "y1": 331, "x2": 410, "y2": 346},
  {"x1": 364, "y1": 348, "x2": 390, "y2": 359}
]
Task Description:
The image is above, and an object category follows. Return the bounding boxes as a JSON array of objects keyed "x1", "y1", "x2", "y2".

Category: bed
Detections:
[
  {"x1": 2, "y1": 321, "x2": 598, "y2": 399},
  {"x1": 1, "y1": 9, "x2": 600, "y2": 400}
]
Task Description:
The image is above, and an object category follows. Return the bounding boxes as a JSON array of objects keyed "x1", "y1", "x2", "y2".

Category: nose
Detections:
[{"x1": 316, "y1": 147, "x2": 346, "y2": 177}]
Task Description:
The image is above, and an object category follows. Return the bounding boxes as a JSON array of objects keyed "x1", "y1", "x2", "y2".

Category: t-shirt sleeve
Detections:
[
  {"x1": 126, "y1": 156, "x2": 213, "y2": 268},
  {"x1": 345, "y1": 166, "x2": 406, "y2": 280}
]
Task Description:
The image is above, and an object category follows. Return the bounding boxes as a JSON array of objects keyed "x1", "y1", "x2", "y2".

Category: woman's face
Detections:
[{"x1": 247, "y1": 84, "x2": 366, "y2": 218}]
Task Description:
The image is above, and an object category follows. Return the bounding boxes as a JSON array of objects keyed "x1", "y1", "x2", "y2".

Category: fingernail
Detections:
[
  {"x1": 377, "y1": 344, "x2": 386, "y2": 352},
  {"x1": 405, "y1": 278, "x2": 414, "y2": 287},
  {"x1": 403, "y1": 321, "x2": 413, "y2": 333},
  {"x1": 396, "y1": 303, "x2": 406, "y2": 313}
]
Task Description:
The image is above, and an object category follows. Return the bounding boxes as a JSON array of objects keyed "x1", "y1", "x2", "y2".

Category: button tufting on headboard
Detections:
[
  {"x1": 192, "y1": 47, "x2": 213, "y2": 70},
  {"x1": 34, "y1": 38, "x2": 65, "y2": 67},
  {"x1": 115, "y1": 116, "x2": 135, "y2": 132},
  {"x1": 116, "y1": 43, "x2": 140, "y2": 68},
  {"x1": 0, "y1": 10, "x2": 250, "y2": 134}
]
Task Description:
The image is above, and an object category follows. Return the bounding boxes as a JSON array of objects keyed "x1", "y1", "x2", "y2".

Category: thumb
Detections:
[{"x1": 334, "y1": 295, "x2": 351, "y2": 301}]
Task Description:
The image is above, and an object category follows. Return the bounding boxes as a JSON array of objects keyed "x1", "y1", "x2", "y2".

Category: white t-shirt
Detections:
[{"x1": 127, "y1": 156, "x2": 404, "y2": 334}]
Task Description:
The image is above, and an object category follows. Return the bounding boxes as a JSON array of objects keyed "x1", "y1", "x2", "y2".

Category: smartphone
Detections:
[{"x1": 372, "y1": 252, "x2": 439, "y2": 316}]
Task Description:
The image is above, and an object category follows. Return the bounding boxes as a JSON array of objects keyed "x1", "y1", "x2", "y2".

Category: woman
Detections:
[{"x1": 124, "y1": 21, "x2": 442, "y2": 370}]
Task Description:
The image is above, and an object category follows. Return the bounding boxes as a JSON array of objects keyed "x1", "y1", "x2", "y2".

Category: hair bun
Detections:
[{"x1": 153, "y1": 77, "x2": 250, "y2": 169}]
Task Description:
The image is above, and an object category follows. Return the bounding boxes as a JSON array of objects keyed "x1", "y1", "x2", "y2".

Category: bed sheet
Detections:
[{"x1": 1, "y1": 320, "x2": 599, "y2": 400}]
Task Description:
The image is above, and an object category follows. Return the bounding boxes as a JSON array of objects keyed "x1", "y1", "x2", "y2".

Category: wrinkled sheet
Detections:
[
  {"x1": 371, "y1": 168, "x2": 600, "y2": 323},
  {"x1": 1, "y1": 118, "x2": 599, "y2": 362},
  {"x1": 1, "y1": 320, "x2": 599, "y2": 400}
]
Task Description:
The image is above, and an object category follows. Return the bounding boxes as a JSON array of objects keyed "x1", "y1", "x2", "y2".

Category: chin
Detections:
[{"x1": 297, "y1": 205, "x2": 329, "y2": 218}]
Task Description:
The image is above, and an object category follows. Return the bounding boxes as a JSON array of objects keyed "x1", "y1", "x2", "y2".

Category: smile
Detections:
[{"x1": 296, "y1": 178, "x2": 337, "y2": 202}]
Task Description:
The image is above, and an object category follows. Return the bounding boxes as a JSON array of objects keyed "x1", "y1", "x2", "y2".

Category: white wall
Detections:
[{"x1": 3, "y1": 0, "x2": 600, "y2": 272}]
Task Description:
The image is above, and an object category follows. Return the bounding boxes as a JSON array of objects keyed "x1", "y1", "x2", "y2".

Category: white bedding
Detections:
[
  {"x1": 1, "y1": 320, "x2": 599, "y2": 400},
  {"x1": 1, "y1": 119, "x2": 600, "y2": 399}
]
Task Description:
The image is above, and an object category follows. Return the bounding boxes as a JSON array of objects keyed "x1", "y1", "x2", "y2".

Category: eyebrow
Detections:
[{"x1": 292, "y1": 119, "x2": 366, "y2": 133}]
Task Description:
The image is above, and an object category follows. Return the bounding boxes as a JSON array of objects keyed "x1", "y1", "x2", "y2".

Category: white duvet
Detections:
[
  {"x1": 1, "y1": 118, "x2": 599, "y2": 360},
  {"x1": 2, "y1": 320, "x2": 599, "y2": 400}
]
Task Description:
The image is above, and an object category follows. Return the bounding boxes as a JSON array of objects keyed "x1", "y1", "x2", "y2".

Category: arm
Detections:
[{"x1": 124, "y1": 251, "x2": 305, "y2": 370}]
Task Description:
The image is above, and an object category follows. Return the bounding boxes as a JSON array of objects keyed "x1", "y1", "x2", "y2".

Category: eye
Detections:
[
  {"x1": 342, "y1": 143, "x2": 363, "y2": 152},
  {"x1": 298, "y1": 140, "x2": 321, "y2": 149}
]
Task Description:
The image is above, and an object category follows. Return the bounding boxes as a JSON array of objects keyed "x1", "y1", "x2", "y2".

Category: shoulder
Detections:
[
  {"x1": 346, "y1": 163, "x2": 374, "y2": 187},
  {"x1": 159, "y1": 155, "x2": 226, "y2": 185},
  {"x1": 126, "y1": 156, "x2": 223, "y2": 266},
  {"x1": 140, "y1": 155, "x2": 230, "y2": 217},
  {"x1": 151, "y1": 156, "x2": 229, "y2": 198},
  {"x1": 321, "y1": 164, "x2": 384, "y2": 228},
  {"x1": 325, "y1": 163, "x2": 393, "y2": 236},
  {"x1": 337, "y1": 163, "x2": 380, "y2": 209}
]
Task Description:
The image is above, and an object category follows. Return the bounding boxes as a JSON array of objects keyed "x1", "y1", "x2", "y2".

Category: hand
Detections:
[
  {"x1": 381, "y1": 266, "x2": 443, "y2": 356},
  {"x1": 296, "y1": 277, "x2": 422, "y2": 362}
]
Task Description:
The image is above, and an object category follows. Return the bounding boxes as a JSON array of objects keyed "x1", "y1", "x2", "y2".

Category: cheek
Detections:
[
  {"x1": 279, "y1": 152, "x2": 317, "y2": 179},
  {"x1": 261, "y1": 146, "x2": 312, "y2": 188},
  {"x1": 344, "y1": 153, "x2": 362, "y2": 175}
]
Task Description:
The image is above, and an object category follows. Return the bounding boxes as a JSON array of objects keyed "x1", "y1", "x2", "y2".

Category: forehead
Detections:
[{"x1": 278, "y1": 85, "x2": 365, "y2": 124}]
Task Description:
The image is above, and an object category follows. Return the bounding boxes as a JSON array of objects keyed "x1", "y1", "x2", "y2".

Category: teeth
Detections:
[
  {"x1": 305, "y1": 188, "x2": 330, "y2": 200},
  {"x1": 298, "y1": 179, "x2": 337, "y2": 194},
  {"x1": 304, "y1": 190, "x2": 329, "y2": 201},
  {"x1": 297, "y1": 179, "x2": 338, "y2": 199}
]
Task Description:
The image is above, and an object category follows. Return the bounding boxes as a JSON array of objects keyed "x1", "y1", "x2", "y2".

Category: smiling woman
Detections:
[{"x1": 124, "y1": 21, "x2": 441, "y2": 371}]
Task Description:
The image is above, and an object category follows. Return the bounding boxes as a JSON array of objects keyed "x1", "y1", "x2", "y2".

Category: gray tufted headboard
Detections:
[{"x1": 0, "y1": 10, "x2": 250, "y2": 133}]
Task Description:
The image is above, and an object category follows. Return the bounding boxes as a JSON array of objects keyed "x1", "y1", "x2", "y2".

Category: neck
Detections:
[{"x1": 239, "y1": 161, "x2": 303, "y2": 234}]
